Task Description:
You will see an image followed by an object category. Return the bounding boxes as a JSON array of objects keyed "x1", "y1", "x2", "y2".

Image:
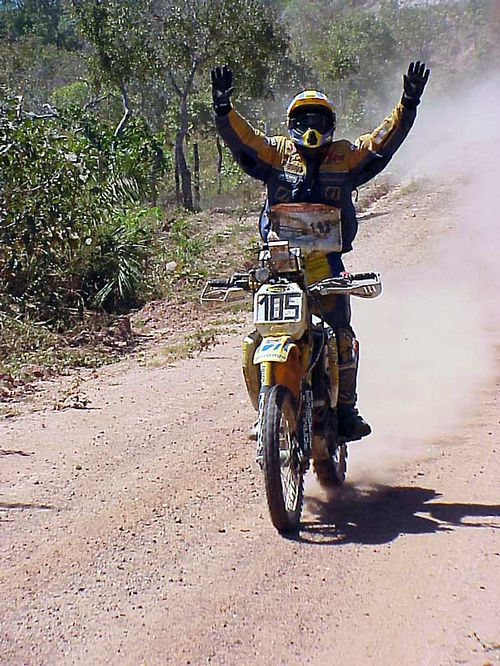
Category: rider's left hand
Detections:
[{"x1": 401, "y1": 61, "x2": 430, "y2": 109}]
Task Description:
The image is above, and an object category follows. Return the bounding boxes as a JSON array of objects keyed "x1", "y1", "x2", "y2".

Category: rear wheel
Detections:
[
  {"x1": 313, "y1": 442, "x2": 347, "y2": 487},
  {"x1": 261, "y1": 385, "x2": 304, "y2": 533},
  {"x1": 313, "y1": 410, "x2": 348, "y2": 487}
]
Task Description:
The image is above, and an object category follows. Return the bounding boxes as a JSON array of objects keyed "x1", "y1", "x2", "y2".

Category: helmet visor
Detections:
[{"x1": 289, "y1": 111, "x2": 333, "y2": 134}]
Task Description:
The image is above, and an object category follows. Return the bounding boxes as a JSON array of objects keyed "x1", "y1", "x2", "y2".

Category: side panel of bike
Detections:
[{"x1": 242, "y1": 331, "x2": 261, "y2": 410}]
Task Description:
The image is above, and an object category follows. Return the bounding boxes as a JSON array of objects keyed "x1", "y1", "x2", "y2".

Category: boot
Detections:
[{"x1": 337, "y1": 404, "x2": 371, "y2": 441}]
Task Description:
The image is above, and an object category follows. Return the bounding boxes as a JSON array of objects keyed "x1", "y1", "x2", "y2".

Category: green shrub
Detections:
[
  {"x1": 0, "y1": 97, "x2": 166, "y2": 324},
  {"x1": 86, "y1": 207, "x2": 161, "y2": 312}
]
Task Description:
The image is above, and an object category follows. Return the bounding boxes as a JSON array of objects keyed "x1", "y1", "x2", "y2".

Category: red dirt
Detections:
[{"x1": 1, "y1": 180, "x2": 499, "y2": 665}]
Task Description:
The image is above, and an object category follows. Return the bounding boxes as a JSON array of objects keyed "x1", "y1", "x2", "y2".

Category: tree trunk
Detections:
[
  {"x1": 193, "y1": 142, "x2": 200, "y2": 210},
  {"x1": 175, "y1": 162, "x2": 181, "y2": 205},
  {"x1": 175, "y1": 94, "x2": 193, "y2": 211},
  {"x1": 149, "y1": 146, "x2": 164, "y2": 207},
  {"x1": 216, "y1": 135, "x2": 223, "y2": 196},
  {"x1": 114, "y1": 83, "x2": 131, "y2": 138}
]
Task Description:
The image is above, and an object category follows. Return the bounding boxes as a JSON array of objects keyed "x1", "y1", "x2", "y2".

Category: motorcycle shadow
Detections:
[{"x1": 295, "y1": 483, "x2": 500, "y2": 545}]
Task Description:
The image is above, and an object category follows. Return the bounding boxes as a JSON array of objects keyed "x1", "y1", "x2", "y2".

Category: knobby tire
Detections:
[
  {"x1": 261, "y1": 385, "x2": 304, "y2": 533},
  {"x1": 313, "y1": 442, "x2": 347, "y2": 488}
]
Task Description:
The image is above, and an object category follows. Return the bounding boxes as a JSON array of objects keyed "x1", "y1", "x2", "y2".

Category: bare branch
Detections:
[
  {"x1": 83, "y1": 92, "x2": 119, "y2": 112},
  {"x1": 114, "y1": 85, "x2": 131, "y2": 138},
  {"x1": 12, "y1": 96, "x2": 59, "y2": 120},
  {"x1": 182, "y1": 55, "x2": 199, "y2": 97},
  {"x1": 24, "y1": 111, "x2": 60, "y2": 120},
  {"x1": 15, "y1": 96, "x2": 24, "y2": 119},
  {"x1": 167, "y1": 69, "x2": 182, "y2": 97}
]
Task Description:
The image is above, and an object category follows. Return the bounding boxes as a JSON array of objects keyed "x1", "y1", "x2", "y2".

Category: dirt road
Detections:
[{"x1": 1, "y1": 175, "x2": 499, "y2": 665}]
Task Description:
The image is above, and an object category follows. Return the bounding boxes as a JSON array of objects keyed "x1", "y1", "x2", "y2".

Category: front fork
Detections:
[{"x1": 256, "y1": 360, "x2": 313, "y2": 469}]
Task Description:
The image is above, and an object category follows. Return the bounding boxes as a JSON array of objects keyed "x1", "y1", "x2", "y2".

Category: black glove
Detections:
[
  {"x1": 401, "y1": 61, "x2": 430, "y2": 110},
  {"x1": 211, "y1": 65, "x2": 234, "y2": 116}
]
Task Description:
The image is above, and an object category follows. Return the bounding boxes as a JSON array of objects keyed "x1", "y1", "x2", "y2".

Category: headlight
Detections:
[{"x1": 254, "y1": 266, "x2": 270, "y2": 283}]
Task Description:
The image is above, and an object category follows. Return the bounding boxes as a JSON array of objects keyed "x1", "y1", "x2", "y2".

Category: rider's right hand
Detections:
[
  {"x1": 401, "y1": 61, "x2": 430, "y2": 109},
  {"x1": 211, "y1": 65, "x2": 234, "y2": 116}
]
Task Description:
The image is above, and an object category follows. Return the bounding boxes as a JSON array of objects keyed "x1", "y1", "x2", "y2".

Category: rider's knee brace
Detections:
[{"x1": 336, "y1": 327, "x2": 359, "y2": 406}]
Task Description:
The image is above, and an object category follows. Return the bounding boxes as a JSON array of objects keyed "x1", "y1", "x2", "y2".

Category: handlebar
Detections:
[
  {"x1": 309, "y1": 272, "x2": 382, "y2": 299},
  {"x1": 202, "y1": 270, "x2": 382, "y2": 304},
  {"x1": 208, "y1": 272, "x2": 251, "y2": 291},
  {"x1": 208, "y1": 278, "x2": 232, "y2": 288}
]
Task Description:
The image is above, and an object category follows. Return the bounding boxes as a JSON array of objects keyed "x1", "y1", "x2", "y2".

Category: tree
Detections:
[
  {"x1": 0, "y1": 0, "x2": 79, "y2": 49},
  {"x1": 306, "y1": 10, "x2": 397, "y2": 126},
  {"x1": 71, "y1": 0, "x2": 153, "y2": 136},
  {"x1": 149, "y1": 0, "x2": 288, "y2": 210}
]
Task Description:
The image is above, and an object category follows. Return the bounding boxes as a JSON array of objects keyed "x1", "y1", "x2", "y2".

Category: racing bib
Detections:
[{"x1": 269, "y1": 203, "x2": 342, "y2": 253}]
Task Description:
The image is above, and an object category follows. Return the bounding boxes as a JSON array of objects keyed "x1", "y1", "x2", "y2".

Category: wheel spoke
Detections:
[{"x1": 278, "y1": 410, "x2": 300, "y2": 512}]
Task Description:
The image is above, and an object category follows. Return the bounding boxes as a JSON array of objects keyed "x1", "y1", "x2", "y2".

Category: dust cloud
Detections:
[{"x1": 349, "y1": 75, "x2": 500, "y2": 481}]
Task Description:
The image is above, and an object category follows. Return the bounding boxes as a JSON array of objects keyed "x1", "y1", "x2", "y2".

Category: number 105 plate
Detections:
[{"x1": 254, "y1": 284, "x2": 304, "y2": 324}]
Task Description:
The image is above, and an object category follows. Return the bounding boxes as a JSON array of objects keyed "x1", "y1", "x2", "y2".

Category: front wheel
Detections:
[{"x1": 261, "y1": 385, "x2": 305, "y2": 533}]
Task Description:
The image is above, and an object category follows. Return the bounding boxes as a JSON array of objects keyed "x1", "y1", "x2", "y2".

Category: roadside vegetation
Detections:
[{"x1": 1, "y1": 0, "x2": 499, "y2": 387}]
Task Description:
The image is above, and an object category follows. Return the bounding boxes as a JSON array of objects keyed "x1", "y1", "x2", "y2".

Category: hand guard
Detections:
[
  {"x1": 211, "y1": 65, "x2": 234, "y2": 116},
  {"x1": 401, "y1": 61, "x2": 430, "y2": 110}
]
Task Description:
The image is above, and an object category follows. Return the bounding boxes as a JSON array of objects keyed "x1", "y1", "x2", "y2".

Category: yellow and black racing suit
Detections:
[{"x1": 216, "y1": 103, "x2": 416, "y2": 407}]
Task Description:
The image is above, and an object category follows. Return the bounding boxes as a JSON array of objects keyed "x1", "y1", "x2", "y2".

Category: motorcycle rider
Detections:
[{"x1": 211, "y1": 62, "x2": 429, "y2": 440}]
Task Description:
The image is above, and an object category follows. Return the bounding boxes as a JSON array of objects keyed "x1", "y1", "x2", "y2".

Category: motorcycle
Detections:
[{"x1": 201, "y1": 203, "x2": 381, "y2": 533}]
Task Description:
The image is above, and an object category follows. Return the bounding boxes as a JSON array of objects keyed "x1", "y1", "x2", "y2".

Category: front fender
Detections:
[
  {"x1": 253, "y1": 336, "x2": 296, "y2": 364},
  {"x1": 254, "y1": 336, "x2": 302, "y2": 400}
]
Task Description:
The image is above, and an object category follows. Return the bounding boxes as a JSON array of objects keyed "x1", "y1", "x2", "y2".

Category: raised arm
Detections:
[
  {"x1": 348, "y1": 61, "x2": 430, "y2": 187},
  {"x1": 211, "y1": 65, "x2": 285, "y2": 183}
]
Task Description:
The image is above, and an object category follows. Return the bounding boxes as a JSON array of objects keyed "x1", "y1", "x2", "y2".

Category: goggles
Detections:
[{"x1": 289, "y1": 111, "x2": 333, "y2": 134}]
